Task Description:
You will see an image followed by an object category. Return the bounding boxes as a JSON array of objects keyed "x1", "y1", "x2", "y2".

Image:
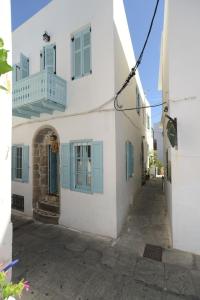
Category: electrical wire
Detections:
[
  {"x1": 114, "y1": 101, "x2": 166, "y2": 112},
  {"x1": 114, "y1": 0, "x2": 160, "y2": 111}
]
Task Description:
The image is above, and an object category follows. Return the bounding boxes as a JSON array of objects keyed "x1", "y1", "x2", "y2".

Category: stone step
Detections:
[
  {"x1": 33, "y1": 208, "x2": 59, "y2": 225},
  {"x1": 38, "y1": 200, "x2": 59, "y2": 214},
  {"x1": 44, "y1": 194, "x2": 59, "y2": 205}
]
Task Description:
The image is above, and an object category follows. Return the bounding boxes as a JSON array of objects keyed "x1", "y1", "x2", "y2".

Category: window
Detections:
[
  {"x1": 12, "y1": 145, "x2": 29, "y2": 182},
  {"x1": 71, "y1": 26, "x2": 91, "y2": 80},
  {"x1": 40, "y1": 44, "x2": 56, "y2": 74},
  {"x1": 13, "y1": 53, "x2": 29, "y2": 83},
  {"x1": 16, "y1": 146, "x2": 22, "y2": 179},
  {"x1": 61, "y1": 140, "x2": 103, "y2": 193},
  {"x1": 126, "y1": 141, "x2": 134, "y2": 180},
  {"x1": 147, "y1": 114, "x2": 150, "y2": 129},
  {"x1": 73, "y1": 143, "x2": 92, "y2": 192},
  {"x1": 136, "y1": 86, "x2": 140, "y2": 115}
]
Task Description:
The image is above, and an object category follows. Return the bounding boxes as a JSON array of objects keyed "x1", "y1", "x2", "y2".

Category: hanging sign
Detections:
[{"x1": 166, "y1": 117, "x2": 177, "y2": 148}]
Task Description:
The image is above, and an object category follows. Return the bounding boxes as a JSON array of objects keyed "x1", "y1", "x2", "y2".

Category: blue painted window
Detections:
[
  {"x1": 61, "y1": 140, "x2": 103, "y2": 194},
  {"x1": 72, "y1": 142, "x2": 92, "y2": 192},
  {"x1": 16, "y1": 146, "x2": 22, "y2": 179},
  {"x1": 136, "y1": 86, "x2": 140, "y2": 115},
  {"x1": 71, "y1": 26, "x2": 91, "y2": 80},
  {"x1": 12, "y1": 64, "x2": 21, "y2": 83},
  {"x1": 40, "y1": 44, "x2": 56, "y2": 74},
  {"x1": 20, "y1": 53, "x2": 29, "y2": 79},
  {"x1": 12, "y1": 145, "x2": 29, "y2": 182},
  {"x1": 126, "y1": 141, "x2": 134, "y2": 180}
]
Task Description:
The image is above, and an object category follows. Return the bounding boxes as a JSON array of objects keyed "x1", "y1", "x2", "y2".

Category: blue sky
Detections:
[{"x1": 11, "y1": 0, "x2": 164, "y2": 124}]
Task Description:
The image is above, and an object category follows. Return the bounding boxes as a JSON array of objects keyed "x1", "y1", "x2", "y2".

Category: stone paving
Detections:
[{"x1": 12, "y1": 179, "x2": 200, "y2": 299}]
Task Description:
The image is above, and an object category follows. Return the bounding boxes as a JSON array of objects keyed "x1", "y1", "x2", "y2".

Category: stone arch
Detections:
[{"x1": 32, "y1": 125, "x2": 60, "y2": 224}]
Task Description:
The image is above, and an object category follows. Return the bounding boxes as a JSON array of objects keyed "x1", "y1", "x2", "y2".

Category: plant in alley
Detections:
[
  {"x1": 0, "y1": 37, "x2": 12, "y2": 91},
  {"x1": 0, "y1": 261, "x2": 30, "y2": 300}
]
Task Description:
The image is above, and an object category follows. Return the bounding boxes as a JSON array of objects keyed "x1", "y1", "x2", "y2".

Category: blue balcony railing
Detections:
[{"x1": 12, "y1": 71, "x2": 67, "y2": 118}]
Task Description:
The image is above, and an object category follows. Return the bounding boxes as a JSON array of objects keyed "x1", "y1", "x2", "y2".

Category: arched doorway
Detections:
[{"x1": 32, "y1": 126, "x2": 60, "y2": 224}]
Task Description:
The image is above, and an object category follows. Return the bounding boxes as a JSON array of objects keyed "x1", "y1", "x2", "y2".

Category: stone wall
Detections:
[{"x1": 33, "y1": 128, "x2": 56, "y2": 208}]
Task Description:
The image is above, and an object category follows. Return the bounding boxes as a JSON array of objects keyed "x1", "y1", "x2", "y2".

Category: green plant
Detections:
[
  {"x1": 0, "y1": 261, "x2": 29, "y2": 300},
  {"x1": 0, "y1": 37, "x2": 12, "y2": 91}
]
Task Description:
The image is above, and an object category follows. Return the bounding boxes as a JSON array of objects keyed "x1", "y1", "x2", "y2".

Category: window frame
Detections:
[
  {"x1": 15, "y1": 145, "x2": 23, "y2": 181},
  {"x1": 126, "y1": 141, "x2": 134, "y2": 181},
  {"x1": 71, "y1": 25, "x2": 92, "y2": 81},
  {"x1": 71, "y1": 140, "x2": 93, "y2": 194},
  {"x1": 136, "y1": 86, "x2": 141, "y2": 115}
]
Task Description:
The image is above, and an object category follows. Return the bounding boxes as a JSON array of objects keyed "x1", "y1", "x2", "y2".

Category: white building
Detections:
[
  {"x1": 153, "y1": 121, "x2": 164, "y2": 163},
  {"x1": 160, "y1": 0, "x2": 200, "y2": 254},
  {"x1": 0, "y1": 0, "x2": 12, "y2": 269},
  {"x1": 12, "y1": 0, "x2": 153, "y2": 238}
]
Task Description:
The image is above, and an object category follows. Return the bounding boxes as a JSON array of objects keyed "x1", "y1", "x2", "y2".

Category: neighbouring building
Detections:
[
  {"x1": 159, "y1": 0, "x2": 200, "y2": 254},
  {"x1": 153, "y1": 122, "x2": 164, "y2": 164},
  {"x1": 12, "y1": 0, "x2": 153, "y2": 238},
  {"x1": 0, "y1": 0, "x2": 12, "y2": 269}
]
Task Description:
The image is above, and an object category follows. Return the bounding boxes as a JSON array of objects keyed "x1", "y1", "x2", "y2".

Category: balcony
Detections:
[{"x1": 12, "y1": 71, "x2": 67, "y2": 118}]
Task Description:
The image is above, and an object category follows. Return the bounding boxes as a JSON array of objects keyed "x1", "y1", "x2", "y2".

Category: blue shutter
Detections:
[
  {"x1": 72, "y1": 32, "x2": 82, "y2": 79},
  {"x1": 12, "y1": 146, "x2": 17, "y2": 181},
  {"x1": 92, "y1": 141, "x2": 103, "y2": 193},
  {"x1": 132, "y1": 144, "x2": 134, "y2": 174},
  {"x1": 44, "y1": 44, "x2": 56, "y2": 73},
  {"x1": 82, "y1": 27, "x2": 91, "y2": 75},
  {"x1": 126, "y1": 142, "x2": 129, "y2": 180},
  {"x1": 61, "y1": 143, "x2": 71, "y2": 189},
  {"x1": 20, "y1": 53, "x2": 29, "y2": 79},
  {"x1": 40, "y1": 49, "x2": 45, "y2": 71},
  {"x1": 22, "y1": 145, "x2": 29, "y2": 182},
  {"x1": 129, "y1": 143, "x2": 133, "y2": 177},
  {"x1": 12, "y1": 65, "x2": 17, "y2": 83},
  {"x1": 12, "y1": 65, "x2": 21, "y2": 82}
]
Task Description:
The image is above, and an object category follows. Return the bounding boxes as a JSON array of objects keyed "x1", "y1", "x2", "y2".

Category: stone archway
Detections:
[{"x1": 32, "y1": 126, "x2": 60, "y2": 224}]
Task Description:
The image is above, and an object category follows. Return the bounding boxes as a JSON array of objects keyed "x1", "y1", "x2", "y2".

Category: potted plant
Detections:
[{"x1": 0, "y1": 260, "x2": 29, "y2": 300}]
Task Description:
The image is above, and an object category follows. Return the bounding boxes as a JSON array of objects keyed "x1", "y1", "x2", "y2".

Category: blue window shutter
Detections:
[
  {"x1": 72, "y1": 33, "x2": 82, "y2": 79},
  {"x1": 12, "y1": 65, "x2": 17, "y2": 83},
  {"x1": 126, "y1": 142, "x2": 129, "y2": 180},
  {"x1": 82, "y1": 27, "x2": 91, "y2": 75},
  {"x1": 22, "y1": 145, "x2": 29, "y2": 182},
  {"x1": 20, "y1": 53, "x2": 29, "y2": 79},
  {"x1": 61, "y1": 143, "x2": 70, "y2": 189},
  {"x1": 44, "y1": 44, "x2": 56, "y2": 73},
  {"x1": 92, "y1": 141, "x2": 103, "y2": 193},
  {"x1": 12, "y1": 146, "x2": 17, "y2": 181},
  {"x1": 132, "y1": 144, "x2": 134, "y2": 174},
  {"x1": 40, "y1": 49, "x2": 45, "y2": 71}
]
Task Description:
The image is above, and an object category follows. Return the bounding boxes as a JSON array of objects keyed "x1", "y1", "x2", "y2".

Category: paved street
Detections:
[{"x1": 12, "y1": 180, "x2": 200, "y2": 299}]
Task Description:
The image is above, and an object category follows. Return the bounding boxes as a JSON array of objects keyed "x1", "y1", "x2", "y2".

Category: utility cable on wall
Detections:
[{"x1": 114, "y1": 0, "x2": 160, "y2": 111}]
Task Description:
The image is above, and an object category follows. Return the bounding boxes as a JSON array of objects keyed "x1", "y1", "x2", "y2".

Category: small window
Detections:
[
  {"x1": 126, "y1": 141, "x2": 134, "y2": 180},
  {"x1": 71, "y1": 26, "x2": 91, "y2": 80},
  {"x1": 73, "y1": 142, "x2": 92, "y2": 192},
  {"x1": 16, "y1": 146, "x2": 23, "y2": 179},
  {"x1": 136, "y1": 87, "x2": 140, "y2": 115}
]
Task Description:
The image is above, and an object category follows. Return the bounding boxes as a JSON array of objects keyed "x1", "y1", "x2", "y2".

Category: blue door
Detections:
[{"x1": 48, "y1": 146, "x2": 58, "y2": 194}]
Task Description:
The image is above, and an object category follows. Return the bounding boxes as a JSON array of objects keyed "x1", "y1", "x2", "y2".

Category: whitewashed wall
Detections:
[
  {"x1": 113, "y1": 0, "x2": 151, "y2": 234},
  {"x1": 0, "y1": 0, "x2": 12, "y2": 268},
  {"x1": 12, "y1": 0, "x2": 151, "y2": 238},
  {"x1": 161, "y1": 0, "x2": 200, "y2": 254},
  {"x1": 154, "y1": 122, "x2": 164, "y2": 163}
]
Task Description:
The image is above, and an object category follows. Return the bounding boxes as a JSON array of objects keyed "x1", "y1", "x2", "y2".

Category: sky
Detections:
[{"x1": 11, "y1": 0, "x2": 164, "y2": 124}]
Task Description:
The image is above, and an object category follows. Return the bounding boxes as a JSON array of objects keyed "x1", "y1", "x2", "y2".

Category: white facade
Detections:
[
  {"x1": 0, "y1": 0, "x2": 12, "y2": 268},
  {"x1": 12, "y1": 0, "x2": 152, "y2": 238},
  {"x1": 160, "y1": 0, "x2": 200, "y2": 254},
  {"x1": 154, "y1": 121, "x2": 164, "y2": 163}
]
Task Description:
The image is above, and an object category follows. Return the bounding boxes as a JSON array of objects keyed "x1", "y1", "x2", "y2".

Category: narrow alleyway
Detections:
[
  {"x1": 115, "y1": 178, "x2": 171, "y2": 256},
  {"x1": 12, "y1": 179, "x2": 200, "y2": 299}
]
